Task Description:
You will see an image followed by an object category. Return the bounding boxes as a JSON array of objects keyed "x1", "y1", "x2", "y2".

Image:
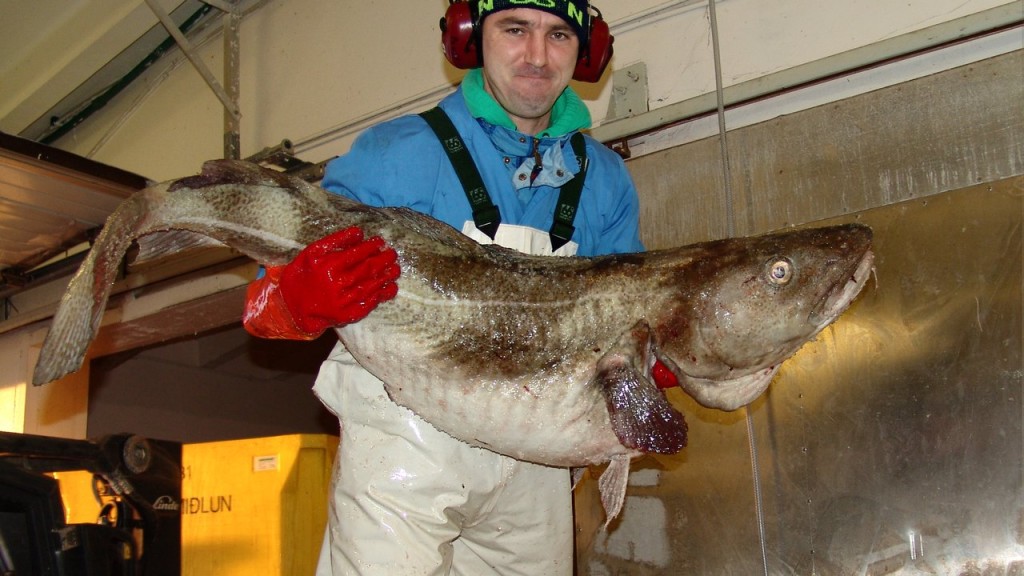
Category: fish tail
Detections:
[
  {"x1": 34, "y1": 160, "x2": 358, "y2": 385},
  {"x1": 32, "y1": 184, "x2": 165, "y2": 386}
]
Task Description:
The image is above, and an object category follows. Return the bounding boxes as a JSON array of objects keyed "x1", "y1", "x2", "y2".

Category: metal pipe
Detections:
[
  {"x1": 222, "y1": 0, "x2": 241, "y2": 159},
  {"x1": 708, "y1": 1, "x2": 768, "y2": 574},
  {"x1": 201, "y1": 0, "x2": 239, "y2": 12},
  {"x1": 246, "y1": 139, "x2": 295, "y2": 164},
  {"x1": 144, "y1": 0, "x2": 241, "y2": 121}
]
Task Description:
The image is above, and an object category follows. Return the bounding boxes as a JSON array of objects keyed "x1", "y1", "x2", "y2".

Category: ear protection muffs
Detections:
[
  {"x1": 439, "y1": 1, "x2": 614, "y2": 83},
  {"x1": 572, "y1": 9, "x2": 612, "y2": 83},
  {"x1": 440, "y1": 1, "x2": 480, "y2": 71}
]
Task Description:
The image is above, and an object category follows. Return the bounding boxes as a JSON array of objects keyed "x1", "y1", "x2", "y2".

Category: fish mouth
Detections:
[
  {"x1": 811, "y1": 249, "x2": 874, "y2": 330},
  {"x1": 677, "y1": 365, "x2": 781, "y2": 411}
]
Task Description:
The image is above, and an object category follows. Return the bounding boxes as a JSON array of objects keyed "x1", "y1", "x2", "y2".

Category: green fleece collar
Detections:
[{"x1": 461, "y1": 69, "x2": 592, "y2": 137}]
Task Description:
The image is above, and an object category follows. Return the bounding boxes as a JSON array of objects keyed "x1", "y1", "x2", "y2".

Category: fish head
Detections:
[{"x1": 656, "y1": 224, "x2": 874, "y2": 411}]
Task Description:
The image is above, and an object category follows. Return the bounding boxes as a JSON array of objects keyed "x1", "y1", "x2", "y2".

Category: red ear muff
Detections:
[
  {"x1": 441, "y1": 1, "x2": 480, "y2": 70},
  {"x1": 572, "y1": 14, "x2": 613, "y2": 83}
]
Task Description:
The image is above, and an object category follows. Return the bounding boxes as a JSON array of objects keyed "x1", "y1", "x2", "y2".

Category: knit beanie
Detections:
[{"x1": 477, "y1": 0, "x2": 591, "y2": 47}]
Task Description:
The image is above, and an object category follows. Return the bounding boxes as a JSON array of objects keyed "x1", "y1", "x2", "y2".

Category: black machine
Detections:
[{"x1": 0, "y1": 432, "x2": 181, "y2": 576}]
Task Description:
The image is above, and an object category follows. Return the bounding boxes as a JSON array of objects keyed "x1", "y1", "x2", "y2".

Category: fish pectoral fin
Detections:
[
  {"x1": 596, "y1": 359, "x2": 688, "y2": 454},
  {"x1": 595, "y1": 324, "x2": 688, "y2": 455},
  {"x1": 597, "y1": 456, "x2": 631, "y2": 525}
]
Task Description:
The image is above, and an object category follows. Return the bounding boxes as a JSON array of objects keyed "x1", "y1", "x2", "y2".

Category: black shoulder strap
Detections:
[
  {"x1": 419, "y1": 107, "x2": 500, "y2": 240},
  {"x1": 549, "y1": 133, "x2": 587, "y2": 252},
  {"x1": 419, "y1": 107, "x2": 588, "y2": 251}
]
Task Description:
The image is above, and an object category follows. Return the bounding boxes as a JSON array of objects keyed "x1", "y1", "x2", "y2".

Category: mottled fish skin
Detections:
[{"x1": 33, "y1": 160, "x2": 874, "y2": 522}]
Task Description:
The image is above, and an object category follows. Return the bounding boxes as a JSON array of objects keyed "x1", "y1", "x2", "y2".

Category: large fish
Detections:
[{"x1": 33, "y1": 160, "x2": 874, "y2": 521}]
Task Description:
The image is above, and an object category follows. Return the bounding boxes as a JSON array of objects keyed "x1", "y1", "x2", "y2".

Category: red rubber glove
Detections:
[
  {"x1": 652, "y1": 360, "x2": 679, "y2": 389},
  {"x1": 243, "y1": 227, "x2": 400, "y2": 340}
]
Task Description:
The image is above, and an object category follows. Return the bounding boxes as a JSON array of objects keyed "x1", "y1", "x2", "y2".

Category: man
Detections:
[{"x1": 244, "y1": 1, "x2": 675, "y2": 574}]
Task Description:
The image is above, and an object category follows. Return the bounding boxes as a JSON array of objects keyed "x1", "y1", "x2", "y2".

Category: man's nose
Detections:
[{"x1": 524, "y1": 32, "x2": 549, "y2": 68}]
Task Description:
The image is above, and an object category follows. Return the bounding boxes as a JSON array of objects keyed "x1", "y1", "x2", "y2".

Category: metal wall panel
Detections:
[
  {"x1": 576, "y1": 50, "x2": 1024, "y2": 575},
  {"x1": 630, "y1": 50, "x2": 1024, "y2": 249},
  {"x1": 578, "y1": 165, "x2": 1022, "y2": 576}
]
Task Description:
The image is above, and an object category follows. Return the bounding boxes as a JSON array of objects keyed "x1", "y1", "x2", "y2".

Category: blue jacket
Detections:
[{"x1": 321, "y1": 85, "x2": 643, "y2": 257}]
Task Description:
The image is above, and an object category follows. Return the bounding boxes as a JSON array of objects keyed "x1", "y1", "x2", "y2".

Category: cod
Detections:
[{"x1": 34, "y1": 160, "x2": 874, "y2": 522}]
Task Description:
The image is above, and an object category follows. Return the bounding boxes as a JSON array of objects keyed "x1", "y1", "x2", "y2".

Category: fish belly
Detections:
[{"x1": 338, "y1": 322, "x2": 632, "y2": 468}]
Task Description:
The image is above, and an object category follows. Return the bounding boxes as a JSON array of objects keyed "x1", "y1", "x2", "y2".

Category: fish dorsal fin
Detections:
[
  {"x1": 595, "y1": 323, "x2": 688, "y2": 454},
  {"x1": 172, "y1": 159, "x2": 292, "y2": 191}
]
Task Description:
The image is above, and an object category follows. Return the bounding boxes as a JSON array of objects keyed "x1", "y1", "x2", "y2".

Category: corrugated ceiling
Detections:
[{"x1": 0, "y1": 132, "x2": 149, "y2": 285}]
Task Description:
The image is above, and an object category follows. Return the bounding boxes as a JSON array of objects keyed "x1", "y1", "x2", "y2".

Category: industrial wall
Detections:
[{"x1": 39, "y1": 0, "x2": 1018, "y2": 181}]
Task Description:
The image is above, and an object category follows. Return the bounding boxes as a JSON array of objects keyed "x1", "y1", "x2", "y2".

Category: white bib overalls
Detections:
[{"x1": 313, "y1": 222, "x2": 578, "y2": 576}]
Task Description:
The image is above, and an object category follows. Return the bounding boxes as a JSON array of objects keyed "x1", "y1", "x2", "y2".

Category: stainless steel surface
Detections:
[{"x1": 577, "y1": 180, "x2": 1023, "y2": 574}]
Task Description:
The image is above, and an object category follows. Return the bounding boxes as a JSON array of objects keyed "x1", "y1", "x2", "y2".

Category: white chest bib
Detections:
[{"x1": 460, "y1": 221, "x2": 579, "y2": 257}]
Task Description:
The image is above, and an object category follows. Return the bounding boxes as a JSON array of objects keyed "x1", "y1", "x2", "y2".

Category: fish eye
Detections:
[{"x1": 765, "y1": 258, "x2": 793, "y2": 285}]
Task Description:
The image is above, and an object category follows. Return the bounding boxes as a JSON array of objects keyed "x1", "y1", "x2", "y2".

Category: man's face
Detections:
[{"x1": 479, "y1": 8, "x2": 580, "y2": 135}]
